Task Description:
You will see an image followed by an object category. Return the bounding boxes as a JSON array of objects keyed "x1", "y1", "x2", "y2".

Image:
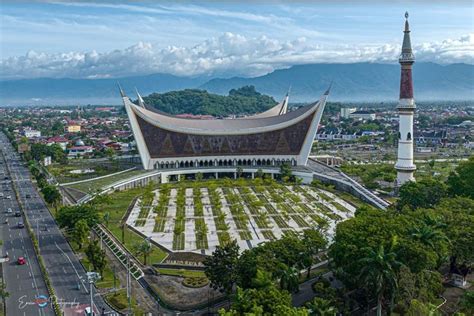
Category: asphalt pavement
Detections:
[
  {"x1": 0, "y1": 133, "x2": 116, "y2": 315},
  {"x1": 0, "y1": 146, "x2": 54, "y2": 315}
]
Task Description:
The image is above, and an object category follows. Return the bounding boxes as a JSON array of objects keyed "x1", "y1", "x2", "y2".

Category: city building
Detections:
[
  {"x1": 66, "y1": 123, "x2": 81, "y2": 133},
  {"x1": 67, "y1": 145, "x2": 94, "y2": 158},
  {"x1": 23, "y1": 128, "x2": 41, "y2": 138},
  {"x1": 395, "y1": 12, "x2": 417, "y2": 185},
  {"x1": 349, "y1": 110, "x2": 376, "y2": 121},
  {"x1": 340, "y1": 107, "x2": 357, "y2": 119},
  {"x1": 122, "y1": 88, "x2": 329, "y2": 171}
]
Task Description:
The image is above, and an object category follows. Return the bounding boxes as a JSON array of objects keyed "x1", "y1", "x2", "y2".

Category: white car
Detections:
[
  {"x1": 6, "y1": 195, "x2": 11, "y2": 199},
  {"x1": 6, "y1": 208, "x2": 12, "y2": 213}
]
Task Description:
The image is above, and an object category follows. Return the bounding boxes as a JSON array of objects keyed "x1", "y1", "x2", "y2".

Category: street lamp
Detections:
[{"x1": 87, "y1": 271, "x2": 100, "y2": 316}]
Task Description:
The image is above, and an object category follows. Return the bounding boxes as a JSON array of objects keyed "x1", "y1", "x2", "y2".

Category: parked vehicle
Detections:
[{"x1": 18, "y1": 221, "x2": 24, "y2": 228}]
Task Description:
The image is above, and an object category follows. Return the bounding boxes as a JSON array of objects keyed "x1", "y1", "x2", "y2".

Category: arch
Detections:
[
  {"x1": 180, "y1": 161, "x2": 184, "y2": 168},
  {"x1": 407, "y1": 132, "x2": 412, "y2": 140}
]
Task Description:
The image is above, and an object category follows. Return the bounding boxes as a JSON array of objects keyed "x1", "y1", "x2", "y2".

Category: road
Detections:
[
  {"x1": 0, "y1": 133, "x2": 116, "y2": 315},
  {"x1": 0, "y1": 150, "x2": 55, "y2": 316}
]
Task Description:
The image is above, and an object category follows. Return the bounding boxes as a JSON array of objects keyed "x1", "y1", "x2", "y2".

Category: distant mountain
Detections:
[
  {"x1": 0, "y1": 62, "x2": 472, "y2": 105},
  {"x1": 0, "y1": 73, "x2": 208, "y2": 106},
  {"x1": 201, "y1": 63, "x2": 474, "y2": 102}
]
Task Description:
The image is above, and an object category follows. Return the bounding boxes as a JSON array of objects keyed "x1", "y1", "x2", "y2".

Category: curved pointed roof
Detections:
[{"x1": 122, "y1": 90, "x2": 328, "y2": 136}]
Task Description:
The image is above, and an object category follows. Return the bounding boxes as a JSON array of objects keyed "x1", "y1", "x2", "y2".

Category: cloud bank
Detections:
[{"x1": 1, "y1": 32, "x2": 473, "y2": 80}]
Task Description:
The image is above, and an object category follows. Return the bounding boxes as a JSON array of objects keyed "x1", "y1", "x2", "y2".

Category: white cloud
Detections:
[{"x1": 1, "y1": 32, "x2": 473, "y2": 80}]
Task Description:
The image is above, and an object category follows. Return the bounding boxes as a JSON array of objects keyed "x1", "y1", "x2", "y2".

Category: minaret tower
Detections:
[{"x1": 395, "y1": 12, "x2": 416, "y2": 185}]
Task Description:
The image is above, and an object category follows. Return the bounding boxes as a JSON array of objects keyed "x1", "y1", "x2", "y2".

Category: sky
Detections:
[{"x1": 0, "y1": 1, "x2": 473, "y2": 80}]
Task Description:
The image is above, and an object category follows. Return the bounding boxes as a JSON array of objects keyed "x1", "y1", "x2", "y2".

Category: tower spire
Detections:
[{"x1": 395, "y1": 12, "x2": 416, "y2": 186}]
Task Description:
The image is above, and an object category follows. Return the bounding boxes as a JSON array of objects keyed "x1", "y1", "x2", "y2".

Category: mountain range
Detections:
[{"x1": 0, "y1": 62, "x2": 472, "y2": 105}]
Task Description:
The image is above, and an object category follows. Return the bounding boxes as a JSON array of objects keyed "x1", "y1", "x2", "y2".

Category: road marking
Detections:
[{"x1": 54, "y1": 242, "x2": 89, "y2": 292}]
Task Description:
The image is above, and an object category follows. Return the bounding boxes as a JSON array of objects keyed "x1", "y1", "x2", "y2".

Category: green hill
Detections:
[{"x1": 141, "y1": 85, "x2": 277, "y2": 116}]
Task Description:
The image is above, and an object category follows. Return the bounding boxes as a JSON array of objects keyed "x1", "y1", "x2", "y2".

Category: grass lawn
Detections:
[
  {"x1": 70, "y1": 239, "x2": 121, "y2": 289},
  {"x1": 79, "y1": 255, "x2": 119, "y2": 289},
  {"x1": 68, "y1": 169, "x2": 147, "y2": 192},
  {"x1": 157, "y1": 268, "x2": 207, "y2": 278},
  {"x1": 104, "y1": 289, "x2": 145, "y2": 315},
  {"x1": 97, "y1": 188, "x2": 168, "y2": 265}
]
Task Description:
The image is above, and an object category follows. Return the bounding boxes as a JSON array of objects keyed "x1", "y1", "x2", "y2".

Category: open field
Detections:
[{"x1": 125, "y1": 178, "x2": 361, "y2": 254}]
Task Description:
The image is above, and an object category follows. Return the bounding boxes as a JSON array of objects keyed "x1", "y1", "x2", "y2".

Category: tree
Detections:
[
  {"x1": 280, "y1": 163, "x2": 292, "y2": 182},
  {"x1": 72, "y1": 219, "x2": 89, "y2": 250},
  {"x1": 397, "y1": 178, "x2": 447, "y2": 210},
  {"x1": 133, "y1": 240, "x2": 153, "y2": 265},
  {"x1": 447, "y1": 156, "x2": 474, "y2": 199},
  {"x1": 57, "y1": 204, "x2": 100, "y2": 230},
  {"x1": 358, "y1": 243, "x2": 402, "y2": 316},
  {"x1": 0, "y1": 283, "x2": 9, "y2": 316},
  {"x1": 196, "y1": 172, "x2": 203, "y2": 182},
  {"x1": 236, "y1": 166, "x2": 243, "y2": 179},
  {"x1": 306, "y1": 297, "x2": 337, "y2": 316},
  {"x1": 302, "y1": 229, "x2": 327, "y2": 279},
  {"x1": 255, "y1": 168, "x2": 264, "y2": 179},
  {"x1": 278, "y1": 264, "x2": 300, "y2": 293},
  {"x1": 204, "y1": 240, "x2": 240, "y2": 294},
  {"x1": 41, "y1": 185, "x2": 61, "y2": 210},
  {"x1": 85, "y1": 240, "x2": 107, "y2": 275},
  {"x1": 224, "y1": 283, "x2": 308, "y2": 316}
]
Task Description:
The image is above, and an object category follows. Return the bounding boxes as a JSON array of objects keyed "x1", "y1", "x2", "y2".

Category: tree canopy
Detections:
[{"x1": 142, "y1": 86, "x2": 277, "y2": 116}]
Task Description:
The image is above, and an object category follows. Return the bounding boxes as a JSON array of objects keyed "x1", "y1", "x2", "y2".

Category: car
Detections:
[
  {"x1": 6, "y1": 195, "x2": 11, "y2": 199},
  {"x1": 14, "y1": 212, "x2": 21, "y2": 217},
  {"x1": 84, "y1": 307, "x2": 95, "y2": 316},
  {"x1": 6, "y1": 208, "x2": 12, "y2": 214},
  {"x1": 17, "y1": 257, "x2": 26, "y2": 265},
  {"x1": 18, "y1": 221, "x2": 24, "y2": 228},
  {"x1": 25, "y1": 194, "x2": 31, "y2": 198}
]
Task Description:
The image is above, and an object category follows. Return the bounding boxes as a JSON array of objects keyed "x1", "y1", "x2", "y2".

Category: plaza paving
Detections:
[{"x1": 126, "y1": 182, "x2": 357, "y2": 254}]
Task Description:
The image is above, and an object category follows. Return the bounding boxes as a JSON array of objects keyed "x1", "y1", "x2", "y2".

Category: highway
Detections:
[
  {"x1": 0, "y1": 147, "x2": 54, "y2": 315},
  {"x1": 0, "y1": 133, "x2": 116, "y2": 315}
]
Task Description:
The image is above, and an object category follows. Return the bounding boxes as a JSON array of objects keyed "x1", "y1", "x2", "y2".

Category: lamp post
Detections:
[{"x1": 87, "y1": 272, "x2": 100, "y2": 315}]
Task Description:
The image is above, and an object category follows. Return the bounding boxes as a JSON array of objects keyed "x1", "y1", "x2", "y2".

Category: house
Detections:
[
  {"x1": 67, "y1": 146, "x2": 94, "y2": 158},
  {"x1": 65, "y1": 122, "x2": 81, "y2": 133},
  {"x1": 24, "y1": 128, "x2": 41, "y2": 138},
  {"x1": 46, "y1": 136, "x2": 69, "y2": 151}
]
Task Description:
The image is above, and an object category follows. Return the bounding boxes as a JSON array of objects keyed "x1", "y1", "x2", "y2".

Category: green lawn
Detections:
[
  {"x1": 104, "y1": 289, "x2": 145, "y2": 315},
  {"x1": 67, "y1": 169, "x2": 148, "y2": 193},
  {"x1": 157, "y1": 268, "x2": 207, "y2": 278},
  {"x1": 97, "y1": 188, "x2": 168, "y2": 265},
  {"x1": 80, "y1": 255, "x2": 120, "y2": 289}
]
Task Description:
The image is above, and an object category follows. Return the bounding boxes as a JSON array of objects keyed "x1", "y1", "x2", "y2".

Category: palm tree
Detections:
[
  {"x1": 306, "y1": 297, "x2": 336, "y2": 316},
  {"x1": 358, "y1": 244, "x2": 402, "y2": 316},
  {"x1": 133, "y1": 239, "x2": 153, "y2": 265},
  {"x1": 278, "y1": 264, "x2": 300, "y2": 293},
  {"x1": 410, "y1": 225, "x2": 449, "y2": 250}
]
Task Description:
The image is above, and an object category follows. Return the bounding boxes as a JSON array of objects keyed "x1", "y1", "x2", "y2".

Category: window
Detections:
[
  {"x1": 398, "y1": 132, "x2": 401, "y2": 139},
  {"x1": 407, "y1": 132, "x2": 412, "y2": 140}
]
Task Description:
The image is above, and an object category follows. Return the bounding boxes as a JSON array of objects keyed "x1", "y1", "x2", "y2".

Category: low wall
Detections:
[{"x1": 312, "y1": 173, "x2": 389, "y2": 209}]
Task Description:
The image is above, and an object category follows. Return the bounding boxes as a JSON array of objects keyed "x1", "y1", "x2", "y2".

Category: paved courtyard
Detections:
[{"x1": 126, "y1": 181, "x2": 357, "y2": 254}]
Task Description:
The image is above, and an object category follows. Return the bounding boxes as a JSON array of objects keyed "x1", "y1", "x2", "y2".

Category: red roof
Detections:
[{"x1": 47, "y1": 136, "x2": 68, "y2": 143}]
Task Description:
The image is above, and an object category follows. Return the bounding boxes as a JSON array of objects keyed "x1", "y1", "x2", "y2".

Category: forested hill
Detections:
[{"x1": 141, "y1": 85, "x2": 277, "y2": 116}]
